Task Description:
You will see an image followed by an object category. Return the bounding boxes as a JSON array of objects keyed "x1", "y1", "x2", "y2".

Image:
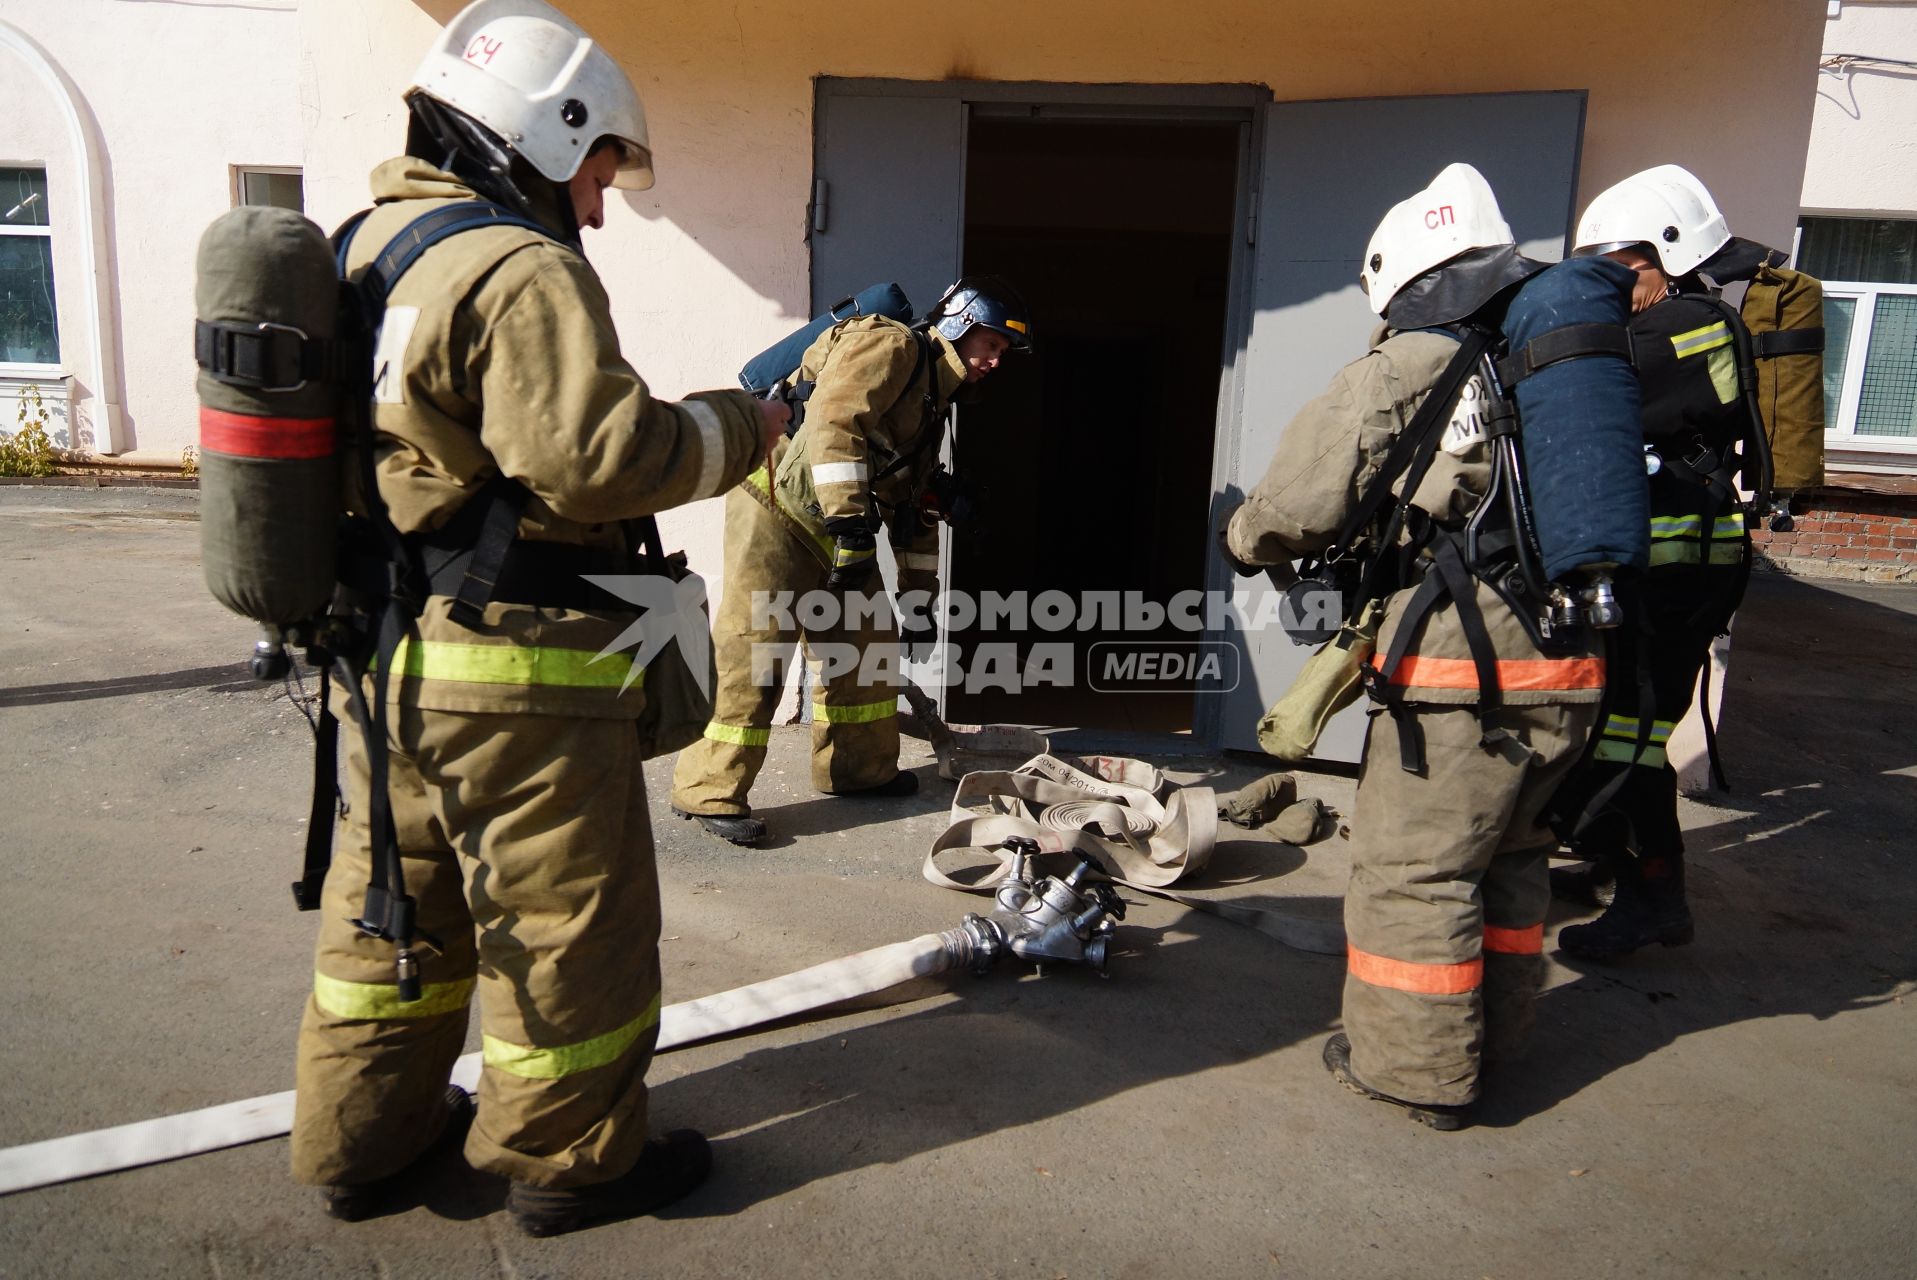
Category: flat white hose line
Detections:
[{"x1": 0, "y1": 933, "x2": 957, "y2": 1197}]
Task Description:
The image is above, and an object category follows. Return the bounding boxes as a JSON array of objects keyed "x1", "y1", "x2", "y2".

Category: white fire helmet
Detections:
[
  {"x1": 406, "y1": 0, "x2": 654, "y2": 191},
  {"x1": 1574, "y1": 164, "x2": 1730, "y2": 278},
  {"x1": 1360, "y1": 163, "x2": 1516, "y2": 316}
]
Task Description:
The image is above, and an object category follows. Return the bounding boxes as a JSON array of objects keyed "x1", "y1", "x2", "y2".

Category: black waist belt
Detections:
[{"x1": 417, "y1": 536, "x2": 632, "y2": 614}]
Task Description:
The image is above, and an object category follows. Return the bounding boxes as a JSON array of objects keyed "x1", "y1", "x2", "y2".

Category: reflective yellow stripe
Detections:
[
  {"x1": 1650, "y1": 514, "x2": 1703, "y2": 536},
  {"x1": 812, "y1": 697, "x2": 898, "y2": 724},
  {"x1": 1670, "y1": 321, "x2": 1732, "y2": 357},
  {"x1": 1649, "y1": 540, "x2": 1747, "y2": 566},
  {"x1": 313, "y1": 972, "x2": 474, "y2": 1021},
  {"x1": 1604, "y1": 715, "x2": 1674, "y2": 743},
  {"x1": 386, "y1": 638, "x2": 637, "y2": 689},
  {"x1": 482, "y1": 995, "x2": 661, "y2": 1080},
  {"x1": 703, "y1": 720, "x2": 771, "y2": 747},
  {"x1": 1594, "y1": 739, "x2": 1668, "y2": 768},
  {"x1": 747, "y1": 465, "x2": 838, "y2": 561}
]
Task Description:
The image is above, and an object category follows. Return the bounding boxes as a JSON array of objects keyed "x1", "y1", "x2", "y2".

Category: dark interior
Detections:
[{"x1": 946, "y1": 116, "x2": 1240, "y2": 734}]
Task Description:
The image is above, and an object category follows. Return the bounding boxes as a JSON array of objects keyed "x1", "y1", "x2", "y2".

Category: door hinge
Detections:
[{"x1": 811, "y1": 179, "x2": 829, "y2": 235}]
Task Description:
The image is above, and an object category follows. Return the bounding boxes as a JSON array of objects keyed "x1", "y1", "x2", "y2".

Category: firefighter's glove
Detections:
[
  {"x1": 825, "y1": 524, "x2": 879, "y2": 592},
  {"x1": 899, "y1": 615, "x2": 939, "y2": 665},
  {"x1": 1216, "y1": 508, "x2": 1263, "y2": 579}
]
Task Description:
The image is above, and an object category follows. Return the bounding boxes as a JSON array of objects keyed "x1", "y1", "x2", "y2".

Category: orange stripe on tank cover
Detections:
[
  {"x1": 1371, "y1": 655, "x2": 1605, "y2": 691},
  {"x1": 1346, "y1": 943, "x2": 1482, "y2": 995},
  {"x1": 1482, "y1": 922, "x2": 1545, "y2": 954}
]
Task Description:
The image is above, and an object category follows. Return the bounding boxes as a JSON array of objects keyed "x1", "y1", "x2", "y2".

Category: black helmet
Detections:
[{"x1": 925, "y1": 276, "x2": 1032, "y2": 352}]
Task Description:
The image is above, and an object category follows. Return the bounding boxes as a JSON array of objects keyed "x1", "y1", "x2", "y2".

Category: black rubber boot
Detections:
[
  {"x1": 825, "y1": 770, "x2": 919, "y2": 799},
  {"x1": 672, "y1": 806, "x2": 767, "y2": 846},
  {"x1": 507, "y1": 1130, "x2": 713, "y2": 1238},
  {"x1": 320, "y1": 1085, "x2": 475, "y2": 1222},
  {"x1": 1558, "y1": 871, "x2": 1693, "y2": 960},
  {"x1": 1321, "y1": 1034, "x2": 1468, "y2": 1131}
]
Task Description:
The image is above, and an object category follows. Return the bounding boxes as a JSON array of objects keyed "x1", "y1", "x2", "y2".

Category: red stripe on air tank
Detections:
[{"x1": 198, "y1": 408, "x2": 335, "y2": 461}]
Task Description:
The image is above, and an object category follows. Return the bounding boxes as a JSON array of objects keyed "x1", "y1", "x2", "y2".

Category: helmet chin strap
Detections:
[{"x1": 405, "y1": 96, "x2": 582, "y2": 251}]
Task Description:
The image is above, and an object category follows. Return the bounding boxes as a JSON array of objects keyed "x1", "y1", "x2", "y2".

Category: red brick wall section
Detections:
[{"x1": 1752, "y1": 488, "x2": 1917, "y2": 583}]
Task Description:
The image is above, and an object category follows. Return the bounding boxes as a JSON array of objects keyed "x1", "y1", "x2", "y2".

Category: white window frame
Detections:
[
  {"x1": 231, "y1": 165, "x2": 303, "y2": 211},
  {"x1": 0, "y1": 162, "x2": 61, "y2": 380},
  {"x1": 1822, "y1": 280, "x2": 1917, "y2": 474}
]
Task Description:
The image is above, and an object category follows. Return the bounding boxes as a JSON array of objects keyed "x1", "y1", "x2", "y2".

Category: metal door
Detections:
[{"x1": 1214, "y1": 91, "x2": 1588, "y2": 758}]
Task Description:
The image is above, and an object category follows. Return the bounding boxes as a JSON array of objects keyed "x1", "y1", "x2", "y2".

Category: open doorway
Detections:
[{"x1": 946, "y1": 115, "x2": 1241, "y2": 735}]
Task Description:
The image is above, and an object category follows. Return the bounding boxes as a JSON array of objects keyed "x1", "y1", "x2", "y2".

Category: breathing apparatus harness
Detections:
[
  {"x1": 773, "y1": 309, "x2": 958, "y2": 582},
  {"x1": 197, "y1": 197, "x2": 676, "y2": 1002},
  {"x1": 1286, "y1": 324, "x2": 1586, "y2": 771}
]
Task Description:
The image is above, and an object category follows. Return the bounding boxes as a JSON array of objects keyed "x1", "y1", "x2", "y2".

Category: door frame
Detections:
[{"x1": 813, "y1": 78, "x2": 1270, "y2": 743}]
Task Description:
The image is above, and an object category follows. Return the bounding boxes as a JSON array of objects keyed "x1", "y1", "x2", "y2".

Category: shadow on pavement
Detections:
[
  {"x1": 0, "y1": 663, "x2": 260, "y2": 707},
  {"x1": 1479, "y1": 572, "x2": 1917, "y2": 1126}
]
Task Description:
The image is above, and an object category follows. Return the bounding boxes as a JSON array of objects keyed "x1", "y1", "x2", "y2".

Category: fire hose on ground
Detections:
[{"x1": 0, "y1": 740, "x2": 1343, "y2": 1197}]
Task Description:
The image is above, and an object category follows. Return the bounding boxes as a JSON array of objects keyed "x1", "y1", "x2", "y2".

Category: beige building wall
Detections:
[
  {"x1": 301, "y1": 0, "x2": 1825, "y2": 581},
  {"x1": 1803, "y1": 2, "x2": 1917, "y2": 217},
  {"x1": 0, "y1": 0, "x2": 305, "y2": 463}
]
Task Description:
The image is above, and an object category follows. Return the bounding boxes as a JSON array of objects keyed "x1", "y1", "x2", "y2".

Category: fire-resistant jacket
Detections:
[
  {"x1": 746, "y1": 315, "x2": 967, "y2": 599},
  {"x1": 1630, "y1": 292, "x2": 1757, "y2": 584},
  {"x1": 1227, "y1": 327, "x2": 1604, "y2": 707},
  {"x1": 344, "y1": 158, "x2": 766, "y2": 718}
]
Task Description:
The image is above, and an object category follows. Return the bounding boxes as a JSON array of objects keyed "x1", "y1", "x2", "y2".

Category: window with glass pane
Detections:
[
  {"x1": 0, "y1": 167, "x2": 58, "y2": 365},
  {"x1": 239, "y1": 169, "x2": 304, "y2": 212},
  {"x1": 1856, "y1": 294, "x2": 1917, "y2": 438},
  {"x1": 1797, "y1": 216, "x2": 1917, "y2": 285},
  {"x1": 1822, "y1": 296, "x2": 1855, "y2": 433}
]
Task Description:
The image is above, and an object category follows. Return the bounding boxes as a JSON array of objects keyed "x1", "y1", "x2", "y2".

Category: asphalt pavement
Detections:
[{"x1": 0, "y1": 486, "x2": 1912, "y2": 1278}]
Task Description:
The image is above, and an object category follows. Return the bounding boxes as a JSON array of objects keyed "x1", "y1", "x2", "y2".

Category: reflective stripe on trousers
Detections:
[{"x1": 1346, "y1": 920, "x2": 1545, "y2": 995}]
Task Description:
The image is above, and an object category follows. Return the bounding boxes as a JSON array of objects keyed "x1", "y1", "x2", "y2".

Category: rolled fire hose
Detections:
[{"x1": 0, "y1": 929, "x2": 983, "y2": 1197}]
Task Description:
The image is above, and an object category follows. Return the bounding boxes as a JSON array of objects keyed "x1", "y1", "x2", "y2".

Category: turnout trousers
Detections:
[
  {"x1": 1342, "y1": 702, "x2": 1596, "y2": 1106},
  {"x1": 1551, "y1": 579, "x2": 1737, "y2": 885},
  {"x1": 671, "y1": 486, "x2": 903, "y2": 815},
  {"x1": 291, "y1": 703, "x2": 663, "y2": 1190}
]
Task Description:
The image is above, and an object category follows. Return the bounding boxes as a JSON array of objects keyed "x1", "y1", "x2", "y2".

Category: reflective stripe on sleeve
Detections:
[
  {"x1": 812, "y1": 697, "x2": 898, "y2": 725},
  {"x1": 1482, "y1": 923, "x2": 1544, "y2": 955},
  {"x1": 482, "y1": 995, "x2": 661, "y2": 1080},
  {"x1": 386, "y1": 638, "x2": 637, "y2": 689},
  {"x1": 812, "y1": 462, "x2": 869, "y2": 487},
  {"x1": 1347, "y1": 943, "x2": 1482, "y2": 995},
  {"x1": 703, "y1": 720, "x2": 771, "y2": 748},
  {"x1": 900, "y1": 551, "x2": 940, "y2": 572},
  {"x1": 1371, "y1": 655, "x2": 1605, "y2": 692},
  {"x1": 683, "y1": 400, "x2": 728, "y2": 499},
  {"x1": 313, "y1": 972, "x2": 475, "y2": 1021}
]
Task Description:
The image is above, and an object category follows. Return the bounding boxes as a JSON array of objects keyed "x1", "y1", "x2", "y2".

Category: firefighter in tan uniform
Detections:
[
  {"x1": 290, "y1": 1, "x2": 787, "y2": 1236},
  {"x1": 1223, "y1": 166, "x2": 1606, "y2": 1128},
  {"x1": 670, "y1": 279, "x2": 1032, "y2": 845}
]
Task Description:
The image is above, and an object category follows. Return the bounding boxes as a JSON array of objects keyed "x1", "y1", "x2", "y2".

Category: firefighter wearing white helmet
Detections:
[
  {"x1": 288, "y1": 0, "x2": 789, "y2": 1237},
  {"x1": 1573, "y1": 163, "x2": 1730, "y2": 280},
  {"x1": 1549, "y1": 166, "x2": 1792, "y2": 961},
  {"x1": 1221, "y1": 163, "x2": 1605, "y2": 1128}
]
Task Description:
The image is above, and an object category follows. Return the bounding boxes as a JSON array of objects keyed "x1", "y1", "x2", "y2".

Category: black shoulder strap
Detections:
[
  {"x1": 1327, "y1": 327, "x2": 1493, "y2": 575},
  {"x1": 871, "y1": 329, "x2": 942, "y2": 488},
  {"x1": 349, "y1": 200, "x2": 559, "y2": 628},
  {"x1": 351, "y1": 201, "x2": 554, "y2": 309}
]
